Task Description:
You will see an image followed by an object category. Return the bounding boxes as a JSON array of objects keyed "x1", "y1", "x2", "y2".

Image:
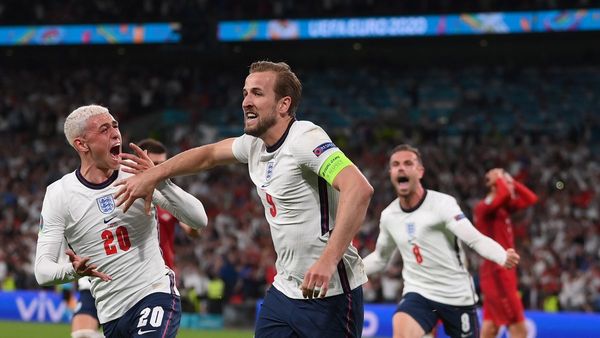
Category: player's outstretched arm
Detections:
[
  {"x1": 448, "y1": 216, "x2": 519, "y2": 268},
  {"x1": 362, "y1": 223, "x2": 397, "y2": 276},
  {"x1": 153, "y1": 180, "x2": 208, "y2": 229},
  {"x1": 301, "y1": 165, "x2": 373, "y2": 299},
  {"x1": 115, "y1": 138, "x2": 238, "y2": 214},
  {"x1": 503, "y1": 248, "x2": 520, "y2": 269}
]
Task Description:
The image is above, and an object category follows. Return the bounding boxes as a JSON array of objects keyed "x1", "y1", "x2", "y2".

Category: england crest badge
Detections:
[
  {"x1": 266, "y1": 161, "x2": 275, "y2": 181},
  {"x1": 406, "y1": 222, "x2": 416, "y2": 242},
  {"x1": 97, "y1": 194, "x2": 116, "y2": 214}
]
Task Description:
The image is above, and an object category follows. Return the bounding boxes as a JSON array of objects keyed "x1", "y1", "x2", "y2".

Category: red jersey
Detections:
[
  {"x1": 157, "y1": 206, "x2": 178, "y2": 270},
  {"x1": 474, "y1": 178, "x2": 538, "y2": 274}
]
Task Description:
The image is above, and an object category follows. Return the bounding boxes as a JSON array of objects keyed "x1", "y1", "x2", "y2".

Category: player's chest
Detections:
[
  {"x1": 248, "y1": 152, "x2": 301, "y2": 191},
  {"x1": 65, "y1": 190, "x2": 149, "y2": 237},
  {"x1": 386, "y1": 212, "x2": 441, "y2": 245}
]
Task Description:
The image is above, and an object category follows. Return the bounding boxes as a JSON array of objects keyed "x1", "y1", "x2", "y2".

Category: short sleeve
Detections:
[
  {"x1": 231, "y1": 134, "x2": 252, "y2": 164},
  {"x1": 289, "y1": 126, "x2": 351, "y2": 185}
]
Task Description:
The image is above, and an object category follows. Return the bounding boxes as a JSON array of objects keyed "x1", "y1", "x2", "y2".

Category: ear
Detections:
[
  {"x1": 278, "y1": 96, "x2": 292, "y2": 116},
  {"x1": 73, "y1": 138, "x2": 89, "y2": 153}
]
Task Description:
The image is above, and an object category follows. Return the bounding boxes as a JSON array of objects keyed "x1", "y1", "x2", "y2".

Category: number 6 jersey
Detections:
[{"x1": 35, "y1": 168, "x2": 207, "y2": 323}]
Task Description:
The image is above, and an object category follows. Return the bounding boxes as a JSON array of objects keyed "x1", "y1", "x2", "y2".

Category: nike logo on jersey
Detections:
[
  {"x1": 103, "y1": 215, "x2": 117, "y2": 224},
  {"x1": 137, "y1": 329, "x2": 157, "y2": 335}
]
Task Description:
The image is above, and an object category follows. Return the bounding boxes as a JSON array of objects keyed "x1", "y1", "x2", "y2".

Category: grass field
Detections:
[{"x1": 0, "y1": 321, "x2": 254, "y2": 338}]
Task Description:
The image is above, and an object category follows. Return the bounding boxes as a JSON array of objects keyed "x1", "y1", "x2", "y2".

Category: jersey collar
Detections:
[
  {"x1": 265, "y1": 118, "x2": 296, "y2": 153},
  {"x1": 75, "y1": 168, "x2": 119, "y2": 190},
  {"x1": 400, "y1": 189, "x2": 428, "y2": 213}
]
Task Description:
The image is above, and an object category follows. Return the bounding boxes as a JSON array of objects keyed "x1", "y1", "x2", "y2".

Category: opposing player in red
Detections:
[
  {"x1": 474, "y1": 168, "x2": 538, "y2": 338},
  {"x1": 136, "y1": 138, "x2": 201, "y2": 272}
]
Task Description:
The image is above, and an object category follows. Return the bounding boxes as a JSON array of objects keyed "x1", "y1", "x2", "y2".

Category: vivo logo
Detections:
[
  {"x1": 15, "y1": 292, "x2": 67, "y2": 322},
  {"x1": 362, "y1": 310, "x2": 379, "y2": 337}
]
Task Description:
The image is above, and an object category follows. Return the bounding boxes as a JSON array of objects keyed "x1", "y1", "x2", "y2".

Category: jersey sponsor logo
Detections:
[
  {"x1": 103, "y1": 215, "x2": 117, "y2": 224},
  {"x1": 454, "y1": 213, "x2": 466, "y2": 221},
  {"x1": 96, "y1": 195, "x2": 116, "y2": 214},
  {"x1": 312, "y1": 142, "x2": 336, "y2": 157},
  {"x1": 137, "y1": 329, "x2": 157, "y2": 335}
]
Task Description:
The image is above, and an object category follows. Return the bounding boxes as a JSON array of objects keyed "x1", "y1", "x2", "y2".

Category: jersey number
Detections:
[
  {"x1": 101, "y1": 226, "x2": 131, "y2": 255},
  {"x1": 265, "y1": 193, "x2": 277, "y2": 217},
  {"x1": 412, "y1": 244, "x2": 423, "y2": 264},
  {"x1": 137, "y1": 306, "x2": 164, "y2": 328}
]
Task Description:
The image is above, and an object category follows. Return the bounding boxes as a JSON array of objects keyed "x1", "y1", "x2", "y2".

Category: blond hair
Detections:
[{"x1": 64, "y1": 105, "x2": 110, "y2": 148}]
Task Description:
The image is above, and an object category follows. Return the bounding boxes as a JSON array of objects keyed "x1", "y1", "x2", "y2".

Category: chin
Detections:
[{"x1": 108, "y1": 160, "x2": 120, "y2": 170}]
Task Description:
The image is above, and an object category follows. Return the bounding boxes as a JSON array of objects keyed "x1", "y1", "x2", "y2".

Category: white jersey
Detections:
[
  {"x1": 363, "y1": 190, "x2": 507, "y2": 306},
  {"x1": 232, "y1": 120, "x2": 367, "y2": 299},
  {"x1": 35, "y1": 168, "x2": 207, "y2": 323}
]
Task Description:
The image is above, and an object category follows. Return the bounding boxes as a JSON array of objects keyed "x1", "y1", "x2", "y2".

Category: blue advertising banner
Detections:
[
  {"x1": 218, "y1": 8, "x2": 600, "y2": 41},
  {"x1": 361, "y1": 303, "x2": 600, "y2": 337},
  {"x1": 255, "y1": 300, "x2": 600, "y2": 337},
  {"x1": 0, "y1": 22, "x2": 181, "y2": 46},
  {"x1": 0, "y1": 290, "x2": 71, "y2": 323}
]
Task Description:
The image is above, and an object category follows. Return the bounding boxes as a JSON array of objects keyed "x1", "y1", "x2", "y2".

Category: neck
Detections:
[
  {"x1": 79, "y1": 159, "x2": 115, "y2": 184},
  {"x1": 261, "y1": 116, "x2": 293, "y2": 147},
  {"x1": 399, "y1": 184, "x2": 425, "y2": 210}
]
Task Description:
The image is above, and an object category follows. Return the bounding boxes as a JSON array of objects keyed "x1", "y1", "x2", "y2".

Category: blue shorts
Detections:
[
  {"x1": 102, "y1": 292, "x2": 181, "y2": 338},
  {"x1": 255, "y1": 286, "x2": 363, "y2": 338},
  {"x1": 397, "y1": 292, "x2": 479, "y2": 338},
  {"x1": 74, "y1": 289, "x2": 98, "y2": 319}
]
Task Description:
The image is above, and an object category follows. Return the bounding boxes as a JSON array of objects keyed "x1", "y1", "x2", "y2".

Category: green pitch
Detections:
[{"x1": 0, "y1": 321, "x2": 253, "y2": 337}]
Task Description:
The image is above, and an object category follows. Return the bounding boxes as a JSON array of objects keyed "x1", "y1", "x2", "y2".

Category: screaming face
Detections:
[{"x1": 389, "y1": 150, "x2": 424, "y2": 197}]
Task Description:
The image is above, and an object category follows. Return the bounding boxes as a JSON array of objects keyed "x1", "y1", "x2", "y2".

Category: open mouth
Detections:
[
  {"x1": 110, "y1": 144, "x2": 121, "y2": 160},
  {"x1": 245, "y1": 111, "x2": 258, "y2": 120},
  {"x1": 397, "y1": 176, "x2": 409, "y2": 183}
]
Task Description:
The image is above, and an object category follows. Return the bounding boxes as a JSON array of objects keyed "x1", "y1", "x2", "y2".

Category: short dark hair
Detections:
[
  {"x1": 390, "y1": 144, "x2": 423, "y2": 165},
  {"x1": 249, "y1": 61, "x2": 302, "y2": 117},
  {"x1": 137, "y1": 138, "x2": 167, "y2": 155}
]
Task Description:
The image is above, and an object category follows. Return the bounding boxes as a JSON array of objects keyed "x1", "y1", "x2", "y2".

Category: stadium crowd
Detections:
[
  {"x1": 0, "y1": 0, "x2": 595, "y2": 24},
  {"x1": 0, "y1": 63, "x2": 599, "y2": 319}
]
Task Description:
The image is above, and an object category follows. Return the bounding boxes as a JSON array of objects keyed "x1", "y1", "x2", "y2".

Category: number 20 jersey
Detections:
[{"x1": 37, "y1": 169, "x2": 176, "y2": 323}]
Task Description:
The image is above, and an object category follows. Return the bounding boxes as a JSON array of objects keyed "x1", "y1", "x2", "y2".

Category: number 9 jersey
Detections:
[{"x1": 232, "y1": 120, "x2": 368, "y2": 299}]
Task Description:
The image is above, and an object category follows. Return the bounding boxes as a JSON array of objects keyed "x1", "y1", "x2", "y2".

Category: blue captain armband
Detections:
[{"x1": 318, "y1": 151, "x2": 353, "y2": 185}]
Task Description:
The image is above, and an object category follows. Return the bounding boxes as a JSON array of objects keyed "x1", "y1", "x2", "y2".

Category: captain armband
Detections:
[{"x1": 318, "y1": 151, "x2": 353, "y2": 185}]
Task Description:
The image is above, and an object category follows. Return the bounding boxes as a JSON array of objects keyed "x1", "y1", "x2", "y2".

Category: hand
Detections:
[
  {"x1": 65, "y1": 249, "x2": 112, "y2": 282},
  {"x1": 503, "y1": 248, "x2": 520, "y2": 269},
  {"x1": 119, "y1": 143, "x2": 154, "y2": 175},
  {"x1": 485, "y1": 168, "x2": 503, "y2": 185},
  {"x1": 300, "y1": 257, "x2": 337, "y2": 299},
  {"x1": 114, "y1": 143, "x2": 157, "y2": 214}
]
